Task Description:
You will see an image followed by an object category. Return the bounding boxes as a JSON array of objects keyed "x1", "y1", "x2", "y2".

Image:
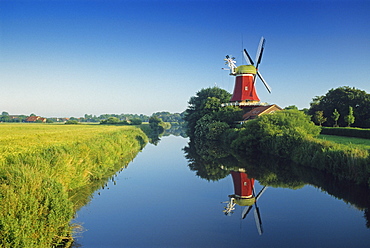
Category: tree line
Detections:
[
  {"x1": 0, "y1": 111, "x2": 186, "y2": 125},
  {"x1": 308, "y1": 86, "x2": 370, "y2": 128}
]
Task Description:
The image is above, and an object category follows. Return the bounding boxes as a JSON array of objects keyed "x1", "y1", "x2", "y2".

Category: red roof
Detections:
[
  {"x1": 242, "y1": 104, "x2": 282, "y2": 120},
  {"x1": 25, "y1": 116, "x2": 47, "y2": 122}
]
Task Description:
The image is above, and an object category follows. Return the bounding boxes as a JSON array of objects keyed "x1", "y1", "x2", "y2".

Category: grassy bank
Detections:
[
  {"x1": 225, "y1": 111, "x2": 370, "y2": 187},
  {"x1": 319, "y1": 134, "x2": 370, "y2": 150},
  {"x1": 0, "y1": 124, "x2": 148, "y2": 247}
]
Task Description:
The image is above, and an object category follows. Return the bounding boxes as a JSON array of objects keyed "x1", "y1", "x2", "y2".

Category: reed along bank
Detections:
[{"x1": 0, "y1": 124, "x2": 148, "y2": 247}]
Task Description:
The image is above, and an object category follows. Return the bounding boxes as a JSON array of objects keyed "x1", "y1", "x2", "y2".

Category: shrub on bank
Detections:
[{"x1": 321, "y1": 127, "x2": 370, "y2": 139}]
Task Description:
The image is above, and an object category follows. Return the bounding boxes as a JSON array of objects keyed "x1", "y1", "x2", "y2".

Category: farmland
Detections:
[{"x1": 0, "y1": 123, "x2": 148, "y2": 247}]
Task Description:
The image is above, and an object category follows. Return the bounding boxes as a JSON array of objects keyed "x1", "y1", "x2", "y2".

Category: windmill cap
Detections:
[
  {"x1": 235, "y1": 65, "x2": 256, "y2": 75},
  {"x1": 234, "y1": 197, "x2": 256, "y2": 206}
]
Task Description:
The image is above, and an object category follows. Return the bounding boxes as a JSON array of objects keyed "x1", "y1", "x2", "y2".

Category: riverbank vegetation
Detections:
[
  {"x1": 184, "y1": 87, "x2": 370, "y2": 187},
  {"x1": 0, "y1": 124, "x2": 148, "y2": 247}
]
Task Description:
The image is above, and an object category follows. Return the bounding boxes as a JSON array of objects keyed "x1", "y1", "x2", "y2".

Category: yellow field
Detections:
[
  {"x1": 0, "y1": 123, "x2": 130, "y2": 153},
  {"x1": 0, "y1": 123, "x2": 148, "y2": 247}
]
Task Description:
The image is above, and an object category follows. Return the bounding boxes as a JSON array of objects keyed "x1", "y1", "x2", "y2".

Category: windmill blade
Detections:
[
  {"x1": 255, "y1": 186, "x2": 268, "y2": 200},
  {"x1": 252, "y1": 187, "x2": 263, "y2": 235},
  {"x1": 254, "y1": 206, "x2": 263, "y2": 235},
  {"x1": 241, "y1": 205, "x2": 253, "y2": 219},
  {"x1": 243, "y1": 49, "x2": 254, "y2": 65},
  {"x1": 255, "y1": 37, "x2": 265, "y2": 69},
  {"x1": 257, "y1": 71, "x2": 271, "y2": 93}
]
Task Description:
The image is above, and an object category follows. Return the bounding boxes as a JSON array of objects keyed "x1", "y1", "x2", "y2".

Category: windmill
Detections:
[
  {"x1": 223, "y1": 170, "x2": 268, "y2": 235},
  {"x1": 223, "y1": 37, "x2": 271, "y2": 104}
]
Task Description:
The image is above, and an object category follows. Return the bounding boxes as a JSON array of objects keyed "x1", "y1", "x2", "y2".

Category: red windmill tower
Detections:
[{"x1": 224, "y1": 37, "x2": 271, "y2": 105}]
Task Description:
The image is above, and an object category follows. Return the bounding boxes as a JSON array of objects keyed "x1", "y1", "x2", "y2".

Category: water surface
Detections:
[{"x1": 73, "y1": 136, "x2": 370, "y2": 247}]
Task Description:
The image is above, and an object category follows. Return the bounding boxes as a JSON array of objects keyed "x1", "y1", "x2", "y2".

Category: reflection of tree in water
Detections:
[
  {"x1": 143, "y1": 124, "x2": 187, "y2": 146},
  {"x1": 183, "y1": 140, "x2": 236, "y2": 181},
  {"x1": 184, "y1": 138, "x2": 370, "y2": 228}
]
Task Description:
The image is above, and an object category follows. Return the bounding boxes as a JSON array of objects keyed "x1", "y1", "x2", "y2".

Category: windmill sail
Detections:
[
  {"x1": 254, "y1": 207, "x2": 263, "y2": 235},
  {"x1": 243, "y1": 49, "x2": 254, "y2": 65},
  {"x1": 255, "y1": 37, "x2": 265, "y2": 69},
  {"x1": 257, "y1": 71, "x2": 271, "y2": 93}
]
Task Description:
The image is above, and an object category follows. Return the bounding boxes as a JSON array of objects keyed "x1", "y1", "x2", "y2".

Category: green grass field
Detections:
[
  {"x1": 319, "y1": 134, "x2": 370, "y2": 150},
  {"x1": 0, "y1": 123, "x2": 148, "y2": 247}
]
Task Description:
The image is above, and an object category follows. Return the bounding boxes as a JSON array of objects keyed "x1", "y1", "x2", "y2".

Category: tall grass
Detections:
[{"x1": 0, "y1": 124, "x2": 148, "y2": 247}]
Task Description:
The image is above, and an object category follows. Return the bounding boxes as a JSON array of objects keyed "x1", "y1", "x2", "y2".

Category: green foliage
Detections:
[
  {"x1": 184, "y1": 87, "x2": 243, "y2": 143},
  {"x1": 65, "y1": 120, "x2": 79, "y2": 125},
  {"x1": 206, "y1": 121, "x2": 230, "y2": 140},
  {"x1": 130, "y1": 118, "x2": 142, "y2": 125},
  {"x1": 184, "y1": 87, "x2": 232, "y2": 136},
  {"x1": 100, "y1": 117, "x2": 120, "y2": 124},
  {"x1": 284, "y1": 105, "x2": 298, "y2": 110},
  {"x1": 321, "y1": 127, "x2": 370, "y2": 139},
  {"x1": 345, "y1": 106, "x2": 355, "y2": 127},
  {"x1": 308, "y1": 86, "x2": 370, "y2": 127},
  {"x1": 332, "y1": 109, "x2": 340, "y2": 127},
  {"x1": 313, "y1": 111, "x2": 327, "y2": 126},
  {"x1": 226, "y1": 109, "x2": 370, "y2": 186},
  {"x1": 231, "y1": 109, "x2": 321, "y2": 157},
  {"x1": 149, "y1": 116, "x2": 164, "y2": 133},
  {"x1": 151, "y1": 111, "x2": 185, "y2": 124}
]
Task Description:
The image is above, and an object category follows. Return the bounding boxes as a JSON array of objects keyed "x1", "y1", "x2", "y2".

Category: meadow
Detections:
[
  {"x1": 0, "y1": 123, "x2": 148, "y2": 247},
  {"x1": 319, "y1": 134, "x2": 370, "y2": 150}
]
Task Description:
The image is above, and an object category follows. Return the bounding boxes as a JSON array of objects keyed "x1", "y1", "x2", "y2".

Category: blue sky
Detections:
[{"x1": 1, "y1": 0, "x2": 369, "y2": 117}]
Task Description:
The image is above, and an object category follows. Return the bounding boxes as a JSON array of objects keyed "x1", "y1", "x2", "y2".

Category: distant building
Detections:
[{"x1": 25, "y1": 116, "x2": 47, "y2": 123}]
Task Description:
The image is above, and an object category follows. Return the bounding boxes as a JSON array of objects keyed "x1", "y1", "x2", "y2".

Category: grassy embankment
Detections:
[
  {"x1": 0, "y1": 123, "x2": 148, "y2": 248},
  {"x1": 227, "y1": 111, "x2": 370, "y2": 187}
]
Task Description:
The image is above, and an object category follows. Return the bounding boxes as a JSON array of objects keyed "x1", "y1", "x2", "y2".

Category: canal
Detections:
[{"x1": 73, "y1": 135, "x2": 370, "y2": 247}]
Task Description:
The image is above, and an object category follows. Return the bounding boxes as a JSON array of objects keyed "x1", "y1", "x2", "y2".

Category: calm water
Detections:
[{"x1": 73, "y1": 136, "x2": 370, "y2": 248}]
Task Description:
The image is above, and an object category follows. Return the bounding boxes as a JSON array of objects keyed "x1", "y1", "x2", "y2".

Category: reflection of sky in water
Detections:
[{"x1": 74, "y1": 136, "x2": 370, "y2": 248}]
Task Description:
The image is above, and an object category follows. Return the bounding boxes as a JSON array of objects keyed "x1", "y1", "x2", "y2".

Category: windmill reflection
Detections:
[{"x1": 223, "y1": 169, "x2": 267, "y2": 235}]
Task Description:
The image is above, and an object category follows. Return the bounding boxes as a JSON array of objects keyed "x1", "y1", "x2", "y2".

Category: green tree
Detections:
[
  {"x1": 344, "y1": 106, "x2": 355, "y2": 127},
  {"x1": 100, "y1": 117, "x2": 120, "y2": 124},
  {"x1": 149, "y1": 116, "x2": 164, "y2": 133},
  {"x1": 313, "y1": 111, "x2": 327, "y2": 126},
  {"x1": 331, "y1": 109, "x2": 340, "y2": 127},
  {"x1": 284, "y1": 105, "x2": 298, "y2": 110},
  {"x1": 130, "y1": 118, "x2": 142, "y2": 125},
  {"x1": 184, "y1": 87, "x2": 232, "y2": 136},
  {"x1": 308, "y1": 86, "x2": 370, "y2": 127},
  {"x1": 65, "y1": 120, "x2": 79, "y2": 125}
]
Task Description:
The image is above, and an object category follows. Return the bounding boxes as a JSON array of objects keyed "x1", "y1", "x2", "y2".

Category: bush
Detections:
[
  {"x1": 65, "y1": 120, "x2": 79, "y2": 125},
  {"x1": 130, "y1": 118, "x2": 142, "y2": 125},
  {"x1": 231, "y1": 110, "x2": 321, "y2": 157},
  {"x1": 321, "y1": 127, "x2": 370, "y2": 139}
]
